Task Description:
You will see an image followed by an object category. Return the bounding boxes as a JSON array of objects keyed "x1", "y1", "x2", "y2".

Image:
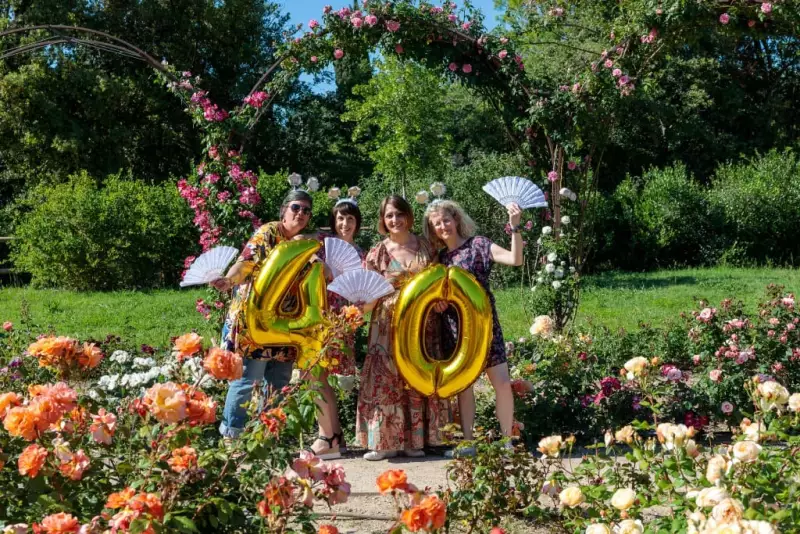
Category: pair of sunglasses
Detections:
[{"x1": 289, "y1": 203, "x2": 312, "y2": 216}]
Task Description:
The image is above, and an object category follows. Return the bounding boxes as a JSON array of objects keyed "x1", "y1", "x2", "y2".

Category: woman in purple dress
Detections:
[{"x1": 423, "y1": 200, "x2": 523, "y2": 457}]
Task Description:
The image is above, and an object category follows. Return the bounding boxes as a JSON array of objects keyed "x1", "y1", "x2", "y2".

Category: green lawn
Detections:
[{"x1": 1, "y1": 267, "x2": 798, "y2": 347}]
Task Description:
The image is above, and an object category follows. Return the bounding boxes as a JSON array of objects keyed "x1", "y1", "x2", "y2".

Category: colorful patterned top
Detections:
[
  {"x1": 438, "y1": 236, "x2": 507, "y2": 369},
  {"x1": 220, "y1": 221, "x2": 300, "y2": 362}
]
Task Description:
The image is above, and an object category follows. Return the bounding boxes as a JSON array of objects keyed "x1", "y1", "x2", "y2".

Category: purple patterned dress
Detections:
[{"x1": 439, "y1": 236, "x2": 507, "y2": 369}]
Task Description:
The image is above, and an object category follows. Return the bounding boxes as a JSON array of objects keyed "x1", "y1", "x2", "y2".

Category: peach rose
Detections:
[
  {"x1": 731, "y1": 440, "x2": 761, "y2": 463},
  {"x1": 377, "y1": 469, "x2": 408, "y2": 494},
  {"x1": 756, "y1": 380, "x2": 790, "y2": 412},
  {"x1": 586, "y1": 525, "x2": 611, "y2": 534},
  {"x1": 173, "y1": 333, "x2": 203, "y2": 361},
  {"x1": 183, "y1": 386, "x2": 217, "y2": 425},
  {"x1": 26, "y1": 336, "x2": 79, "y2": 367},
  {"x1": 610, "y1": 488, "x2": 636, "y2": 511},
  {"x1": 537, "y1": 435, "x2": 563, "y2": 458},
  {"x1": 623, "y1": 357, "x2": 648, "y2": 380},
  {"x1": 78, "y1": 343, "x2": 104, "y2": 369},
  {"x1": 4, "y1": 406, "x2": 40, "y2": 440},
  {"x1": 203, "y1": 347, "x2": 243, "y2": 381},
  {"x1": 559, "y1": 486, "x2": 585, "y2": 508},
  {"x1": 58, "y1": 449, "x2": 90, "y2": 481},
  {"x1": 614, "y1": 425, "x2": 635, "y2": 444},
  {"x1": 711, "y1": 498, "x2": 744, "y2": 525},
  {"x1": 39, "y1": 512, "x2": 80, "y2": 533},
  {"x1": 18, "y1": 443, "x2": 48, "y2": 478},
  {"x1": 788, "y1": 393, "x2": 800, "y2": 413},
  {"x1": 318, "y1": 526, "x2": 339, "y2": 534},
  {"x1": 143, "y1": 382, "x2": 187, "y2": 424},
  {"x1": 90, "y1": 408, "x2": 117, "y2": 445},
  {"x1": 167, "y1": 446, "x2": 198, "y2": 473},
  {"x1": 0, "y1": 392, "x2": 22, "y2": 418},
  {"x1": 419, "y1": 495, "x2": 446, "y2": 529},
  {"x1": 105, "y1": 487, "x2": 136, "y2": 509}
]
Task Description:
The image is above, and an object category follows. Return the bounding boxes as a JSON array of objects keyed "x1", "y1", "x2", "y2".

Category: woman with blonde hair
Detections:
[
  {"x1": 356, "y1": 195, "x2": 451, "y2": 460},
  {"x1": 423, "y1": 199, "x2": 523, "y2": 457}
]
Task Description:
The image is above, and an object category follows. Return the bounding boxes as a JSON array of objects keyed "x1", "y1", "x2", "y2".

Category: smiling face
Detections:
[
  {"x1": 281, "y1": 200, "x2": 312, "y2": 237},
  {"x1": 428, "y1": 210, "x2": 458, "y2": 243},
  {"x1": 383, "y1": 204, "x2": 409, "y2": 236},
  {"x1": 335, "y1": 212, "x2": 358, "y2": 242}
]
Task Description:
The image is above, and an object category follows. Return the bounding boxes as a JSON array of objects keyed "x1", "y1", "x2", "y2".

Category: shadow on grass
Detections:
[{"x1": 582, "y1": 273, "x2": 698, "y2": 291}]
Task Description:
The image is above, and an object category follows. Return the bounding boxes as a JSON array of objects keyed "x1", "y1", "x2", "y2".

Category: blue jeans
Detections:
[{"x1": 219, "y1": 357, "x2": 294, "y2": 438}]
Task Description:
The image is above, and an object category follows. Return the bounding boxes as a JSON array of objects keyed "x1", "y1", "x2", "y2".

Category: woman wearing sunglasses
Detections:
[{"x1": 210, "y1": 190, "x2": 314, "y2": 440}]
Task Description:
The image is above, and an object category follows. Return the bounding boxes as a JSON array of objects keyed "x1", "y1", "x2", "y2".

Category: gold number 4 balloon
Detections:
[
  {"x1": 393, "y1": 264, "x2": 493, "y2": 398},
  {"x1": 244, "y1": 239, "x2": 331, "y2": 369}
]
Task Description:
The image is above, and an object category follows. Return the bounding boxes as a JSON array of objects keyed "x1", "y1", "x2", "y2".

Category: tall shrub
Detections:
[{"x1": 11, "y1": 172, "x2": 196, "y2": 290}]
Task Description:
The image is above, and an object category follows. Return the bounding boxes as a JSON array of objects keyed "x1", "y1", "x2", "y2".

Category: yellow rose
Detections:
[
  {"x1": 788, "y1": 393, "x2": 800, "y2": 413},
  {"x1": 537, "y1": 435, "x2": 563, "y2": 458},
  {"x1": 615, "y1": 519, "x2": 644, "y2": 534},
  {"x1": 705, "y1": 455, "x2": 729, "y2": 484},
  {"x1": 585, "y1": 524, "x2": 611, "y2": 534},
  {"x1": 623, "y1": 357, "x2": 648, "y2": 380},
  {"x1": 615, "y1": 425, "x2": 635, "y2": 445},
  {"x1": 696, "y1": 487, "x2": 729, "y2": 508},
  {"x1": 558, "y1": 486, "x2": 585, "y2": 508},
  {"x1": 711, "y1": 498, "x2": 744, "y2": 525},
  {"x1": 756, "y1": 381, "x2": 790, "y2": 412},
  {"x1": 731, "y1": 440, "x2": 761, "y2": 463},
  {"x1": 610, "y1": 488, "x2": 636, "y2": 511},
  {"x1": 656, "y1": 423, "x2": 690, "y2": 450}
]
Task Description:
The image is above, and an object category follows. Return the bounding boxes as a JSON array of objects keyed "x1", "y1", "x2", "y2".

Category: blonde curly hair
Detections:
[{"x1": 423, "y1": 200, "x2": 477, "y2": 250}]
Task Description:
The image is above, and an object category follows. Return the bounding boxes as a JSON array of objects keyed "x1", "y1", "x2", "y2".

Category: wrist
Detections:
[{"x1": 509, "y1": 224, "x2": 523, "y2": 233}]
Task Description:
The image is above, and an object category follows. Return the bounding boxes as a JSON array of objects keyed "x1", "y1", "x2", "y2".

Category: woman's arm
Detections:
[{"x1": 490, "y1": 203, "x2": 523, "y2": 267}]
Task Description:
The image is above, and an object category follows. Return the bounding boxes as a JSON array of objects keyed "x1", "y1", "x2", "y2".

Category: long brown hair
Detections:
[{"x1": 377, "y1": 195, "x2": 414, "y2": 235}]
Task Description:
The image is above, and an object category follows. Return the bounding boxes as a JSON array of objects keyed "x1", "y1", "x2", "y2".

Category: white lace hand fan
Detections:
[
  {"x1": 482, "y1": 176, "x2": 548, "y2": 209},
  {"x1": 323, "y1": 237, "x2": 362, "y2": 278},
  {"x1": 179, "y1": 246, "x2": 239, "y2": 287},
  {"x1": 327, "y1": 270, "x2": 394, "y2": 303}
]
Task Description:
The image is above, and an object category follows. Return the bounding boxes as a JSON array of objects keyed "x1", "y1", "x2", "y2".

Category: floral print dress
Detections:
[
  {"x1": 221, "y1": 221, "x2": 299, "y2": 362},
  {"x1": 439, "y1": 236, "x2": 506, "y2": 369},
  {"x1": 316, "y1": 233, "x2": 366, "y2": 376},
  {"x1": 356, "y1": 236, "x2": 452, "y2": 451}
]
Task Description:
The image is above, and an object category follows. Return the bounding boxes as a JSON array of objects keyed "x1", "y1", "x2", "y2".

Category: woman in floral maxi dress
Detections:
[{"x1": 356, "y1": 195, "x2": 451, "y2": 461}]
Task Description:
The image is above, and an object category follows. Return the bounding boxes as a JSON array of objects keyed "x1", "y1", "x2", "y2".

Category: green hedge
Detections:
[{"x1": 11, "y1": 172, "x2": 196, "y2": 290}]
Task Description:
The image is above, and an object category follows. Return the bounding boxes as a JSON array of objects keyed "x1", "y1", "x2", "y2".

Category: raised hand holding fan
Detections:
[
  {"x1": 323, "y1": 237, "x2": 363, "y2": 278},
  {"x1": 327, "y1": 270, "x2": 394, "y2": 304},
  {"x1": 482, "y1": 176, "x2": 548, "y2": 209},
  {"x1": 180, "y1": 246, "x2": 239, "y2": 287}
]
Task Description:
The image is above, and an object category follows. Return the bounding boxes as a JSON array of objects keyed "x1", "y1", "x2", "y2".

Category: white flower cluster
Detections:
[
  {"x1": 96, "y1": 353, "x2": 176, "y2": 394},
  {"x1": 181, "y1": 356, "x2": 215, "y2": 388},
  {"x1": 532, "y1": 250, "x2": 576, "y2": 294}
]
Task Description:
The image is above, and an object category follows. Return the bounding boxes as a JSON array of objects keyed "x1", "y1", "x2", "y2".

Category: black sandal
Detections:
[{"x1": 308, "y1": 432, "x2": 346, "y2": 460}]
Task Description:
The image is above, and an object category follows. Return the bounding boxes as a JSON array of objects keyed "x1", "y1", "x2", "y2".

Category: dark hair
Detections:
[
  {"x1": 279, "y1": 190, "x2": 313, "y2": 219},
  {"x1": 378, "y1": 195, "x2": 414, "y2": 235},
  {"x1": 329, "y1": 201, "x2": 362, "y2": 235}
]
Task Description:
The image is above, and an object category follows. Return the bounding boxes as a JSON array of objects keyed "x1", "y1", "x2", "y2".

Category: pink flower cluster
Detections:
[
  {"x1": 660, "y1": 364, "x2": 683, "y2": 381},
  {"x1": 640, "y1": 28, "x2": 658, "y2": 44},
  {"x1": 196, "y1": 298, "x2": 211, "y2": 320},
  {"x1": 189, "y1": 90, "x2": 229, "y2": 122},
  {"x1": 243, "y1": 91, "x2": 269, "y2": 108},
  {"x1": 291, "y1": 451, "x2": 352, "y2": 506}
]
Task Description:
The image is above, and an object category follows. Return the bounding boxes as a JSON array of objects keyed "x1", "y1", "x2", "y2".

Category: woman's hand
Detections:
[
  {"x1": 507, "y1": 202, "x2": 522, "y2": 227},
  {"x1": 433, "y1": 300, "x2": 449, "y2": 313},
  {"x1": 210, "y1": 277, "x2": 233, "y2": 292}
]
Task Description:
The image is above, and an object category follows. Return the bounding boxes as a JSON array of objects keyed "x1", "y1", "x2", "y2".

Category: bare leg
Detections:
[
  {"x1": 311, "y1": 371, "x2": 343, "y2": 453},
  {"x1": 457, "y1": 386, "x2": 476, "y2": 441},
  {"x1": 486, "y1": 363, "x2": 513, "y2": 437}
]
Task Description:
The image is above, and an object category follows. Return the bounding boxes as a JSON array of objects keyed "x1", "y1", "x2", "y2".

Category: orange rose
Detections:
[
  {"x1": 167, "y1": 446, "x2": 197, "y2": 473},
  {"x1": 318, "y1": 525, "x2": 339, "y2": 534},
  {"x1": 143, "y1": 382, "x2": 187, "y2": 424},
  {"x1": 419, "y1": 495, "x2": 446, "y2": 530},
  {"x1": 27, "y1": 336, "x2": 79, "y2": 368},
  {"x1": 173, "y1": 333, "x2": 203, "y2": 361},
  {"x1": 401, "y1": 506, "x2": 430, "y2": 532},
  {"x1": 40, "y1": 512, "x2": 80, "y2": 533},
  {"x1": 31, "y1": 383, "x2": 78, "y2": 413},
  {"x1": 377, "y1": 469, "x2": 408, "y2": 494},
  {"x1": 182, "y1": 386, "x2": 217, "y2": 425},
  {"x1": 260, "y1": 408, "x2": 286, "y2": 436},
  {"x1": 18, "y1": 443, "x2": 48, "y2": 478},
  {"x1": 4, "y1": 406, "x2": 40, "y2": 440},
  {"x1": 0, "y1": 391, "x2": 22, "y2": 418},
  {"x1": 128, "y1": 492, "x2": 164, "y2": 520},
  {"x1": 30, "y1": 397, "x2": 61, "y2": 432},
  {"x1": 106, "y1": 487, "x2": 136, "y2": 509},
  {"x1": 78, "y1": 343, "x2": 104, "y2": 368},
  {"x1": 262, "y1": 477, "x2": 296, "y2": 511},
  {"x1": 256, "y1": 499, "x2": 270, "y2": 517},
  {"x1": 58, "y1": 449, "x2": 90, "y2": 481},
  {"x1": 203, "y1": 347, "x2": 243, "y2": 381}
]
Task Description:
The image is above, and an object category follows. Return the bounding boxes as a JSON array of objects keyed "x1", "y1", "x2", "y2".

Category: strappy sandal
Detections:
[{"x1": 309, "y1": 432, "x2": 346, "y2": 460}]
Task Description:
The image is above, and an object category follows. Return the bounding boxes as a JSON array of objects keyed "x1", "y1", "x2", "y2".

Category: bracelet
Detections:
[{"x1": 510, "y1": 224, "x2": 523, "y2": 233}]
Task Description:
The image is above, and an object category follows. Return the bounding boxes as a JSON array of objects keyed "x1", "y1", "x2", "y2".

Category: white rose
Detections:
[
  {"x1": 788, "y1": 392, "x2": 800, "y2": 413},
  {"x1": 558, "y1": 486, "x2": 584, "y2": 508},
  {"x1": 347, "y1": 186, "x2": 362, "y2": 198},
  {"x1": 731, "y1": 440, "x2": 761, "y2": 463},
  {"x1": 741, "y1": 419, "x2": 767, "y2": 442},
  {"x1": 536, "y1": 276, "x2": 544, "y2": 284},
  {"x1": 538, "y1": 435, "x2": 563, "y2": 458},
  {"x1": 559, "y1": 187, "x2": 574, "y2": 199},
  {"x1": 288, "y1": 172, "x2": 303, "y2": 186},
  {"x1": 615, "y1": 425, "x2": 635, "y2": 444},
  {"x1": 741, "y1": 520, "x2": 778, "y2": 534},
  {"x1": 706, "y1": 455, "x2": 729, "y2": 484},
  {"x1": 547, "y1": 252, "x2": 558, "y2": 262},
  {"x1": 545, "y1": 263, "x2": 556, "y2": 273},
  {"x1": 530, "y1": 315, "x2": 555, "y2": 338},
  {"x1": 696, "y1": 487, "x2": 729, "y2": 508},
  {"x1": 306, "y1": 176, "x2": 319, "y2": 192},
  {"x1": 415, "y1": 190, "x2": 429, "y2": 204},
  {"x1": 614, "y1": 519, "x2": 644, "y2": 534},
  {"x1": 569, "y1": 266, "x2": 576, "y2": 273},
  {"x1": 711, "y1": 498, "x2": 744, "y2": 525},
  {"x1": 552, "y1": 281, "x2": 562, "y2": 290},
  {"x1": 623, "y1": 357, "x2": 649, "y2": 380},
  {"x1": 561, "y1": 215, "x2": 571, "y2": 225},
  {"x1": 110, "y1": 350, "x2": 131, "y2": 364},
  {"x1": 610, "y1": 488, "x2": 636, "y2": 511},
  {"x1": 685, "y1": 439, "x2": 700, "y2": 458},
  {"x1": 542, "y1": 226, "x2": 553, "y2": 235},
  {"x1": 756, "y1": 380, "x2": 790, "y2": 412},
  {"x1": 554, "y1": 268, "x2": 564, "y2": 279},
  {"x1": 327, "y1": 187, "x2": 341, "y2": 200},
  {"x1": 430, "y1": 182, "x2": 446, "y2": 197},
  {"x1": 133, "y1": 357, "x2": 156, "y2": 368},
  {"x1": 586, "y1": 524, "x2": 611, "y2": 534}
]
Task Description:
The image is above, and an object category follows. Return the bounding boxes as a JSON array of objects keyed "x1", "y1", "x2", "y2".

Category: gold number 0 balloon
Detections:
[
  {"x1": 245, "y1": 239, "x2": 330, "y2": 369},
  {"x1": 392, "y1": 264, "x2": 493, "y2": 398}
]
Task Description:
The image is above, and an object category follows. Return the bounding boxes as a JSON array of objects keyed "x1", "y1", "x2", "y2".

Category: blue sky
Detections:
[{"x1": 278, "y1": 0, "x2": 505, "y2": 92}]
